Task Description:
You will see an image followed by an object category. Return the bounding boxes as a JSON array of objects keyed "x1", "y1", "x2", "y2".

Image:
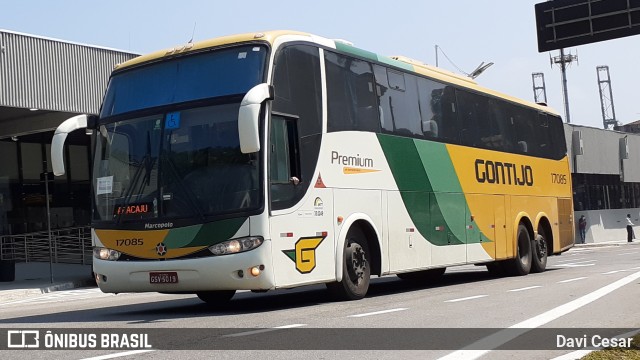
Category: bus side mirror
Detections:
[
  {"x1": 51, "y1": 114, "x2": 94, "y2": 176},
  {"x1": 238, "y1": 83, "x2": 273, "y2": 154}
]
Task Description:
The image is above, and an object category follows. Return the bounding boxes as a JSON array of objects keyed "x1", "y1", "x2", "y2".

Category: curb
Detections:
[
  {"x1": 574, "y1": 241, "x2": 640, "y2": 248},
  {"x1": 1, "y1": 278, "x2": 96, "y2": 303}
]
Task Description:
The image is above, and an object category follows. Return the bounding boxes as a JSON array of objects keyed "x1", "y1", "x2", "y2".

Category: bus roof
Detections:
[{"x1": 115, "y1": 30, "x2": 559, "y2": 116}]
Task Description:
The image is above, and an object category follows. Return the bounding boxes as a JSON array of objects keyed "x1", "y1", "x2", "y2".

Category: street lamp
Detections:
[
  {"x1": 469, "y1": 62, "x2": 494, "y2": 79},
  {"x1": 435, "y1": 45, "x2": 493, "y2": 79}
]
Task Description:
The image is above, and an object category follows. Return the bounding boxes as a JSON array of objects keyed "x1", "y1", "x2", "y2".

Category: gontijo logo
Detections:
[
  {"x1": 283, "y1": 236, "x2": 325, "y2": 274},
  {"x1": 331, "y1": 151, "x2": 380, "y2": 174}
]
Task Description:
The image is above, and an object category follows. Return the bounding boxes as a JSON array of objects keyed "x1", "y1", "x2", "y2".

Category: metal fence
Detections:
[{"x1": 0, "y1": 226, "x2": 92, "y2": 265}]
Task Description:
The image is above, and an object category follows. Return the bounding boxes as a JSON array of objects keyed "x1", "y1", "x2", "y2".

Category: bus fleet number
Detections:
[
  {"x1": 116, "y1": 238, "x2": 144, "y2": 246},
  {"x1": 551, "y1": 173, "x2": 567, "y2": 184}
]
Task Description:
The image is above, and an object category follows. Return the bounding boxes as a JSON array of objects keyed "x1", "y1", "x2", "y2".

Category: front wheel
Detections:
[
  {"x1": 326, "y1": 227, "x2": 371, "y2": 300},
  {"x1": 196, "y1": 290, "x2": 236, "y2": 306}
]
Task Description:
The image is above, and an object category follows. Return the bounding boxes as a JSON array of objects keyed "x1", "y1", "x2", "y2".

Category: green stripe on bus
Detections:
[
  {"x1": 164, "y1": 224, "x2": 202, "y2": 248},
  {"x1": 334, "y1": 42, "x2": 379, "y2": 62},
  {"x1": 377, "y1": 134, "x2": 463, "y2": 246},
  {"x1": 187, "y1": 217, "x2": 248, "y2": 247},
  {"x1": 378, "y1": 135, "x2": 489, "y2": 245}
]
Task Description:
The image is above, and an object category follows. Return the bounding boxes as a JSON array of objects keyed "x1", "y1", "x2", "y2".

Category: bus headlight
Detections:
[
  {"x1": 93, "y1": 247, "x2": 121, "y2": 261},
  {"x1": 208, "y1": 236, "x2": 263, "y2": 256}
]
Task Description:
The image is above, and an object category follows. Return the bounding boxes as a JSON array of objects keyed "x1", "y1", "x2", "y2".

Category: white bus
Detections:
[{"x1": 52, "y1": 30, "x2": 574, "y2": 305}]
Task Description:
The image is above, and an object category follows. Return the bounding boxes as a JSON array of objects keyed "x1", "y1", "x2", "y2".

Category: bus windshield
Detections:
[
  {"x1": 101, "y1": 45, "x2": 268, "y2": 117},
  {"x1": 92, "y1": 45, "x2": 267, "y2": 223}
]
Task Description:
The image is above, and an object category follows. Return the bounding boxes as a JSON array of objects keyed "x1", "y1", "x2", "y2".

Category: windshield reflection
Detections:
[{"x1": 93, "y1": 103, "x2": 260, "y2": 222}]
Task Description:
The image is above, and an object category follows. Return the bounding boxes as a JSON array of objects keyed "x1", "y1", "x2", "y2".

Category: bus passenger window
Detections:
[
  {"x1": 325, "y1": 51, "x2": 378, "y2": 133},
  {"x1": 373, "y1": 65, "x2": 421, "y2": 138}
]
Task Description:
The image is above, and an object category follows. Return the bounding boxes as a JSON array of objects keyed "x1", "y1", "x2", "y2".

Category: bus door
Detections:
[
  {"x1": 387, "y1": 191, "x2": 420, "y2": 271},
  {"x1": 557, "y1": 198, "x2": 574, "y2": 250},
  {"x1": 465, "y1": 194, "x2": 506, "y2": 262},
  {"x1": 267, "y1": 116, "x2": 334, "y2": 287},
  {"x1": 429, "y1": 193, "x2": 467, "y2": 266}
]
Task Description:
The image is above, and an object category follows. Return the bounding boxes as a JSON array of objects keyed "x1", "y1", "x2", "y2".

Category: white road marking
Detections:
[
  {"x1": 348, "y1": 308, "x2": 408, "y2": 317},
  {"x1": 80, "y1": 350, "x2": 155, "y2": 360},
  {"x1": 438, "y1": 269, "x2": 640, "y2": 360},
  {"x1": 554, "y1": 257, "x2": 587, "y2": 263},
  {"x1": 553, "y1": 261, "x2": 596, "y2": 268},
  {"x1": 557, "y1": 277, "x2": 587, "y2": 283},
  {"x1": 550, "y1": 349, "x2": 593, "y2": 360},
  {"x1": 556, "y1": 259, "x2": 596, "y2": 265},
  {"x1": 602, "y1": 270, "x2": 625, "y2": 275},
  {"x1": 603, "y1": 266, "x2": 640, "y2": 275},
  {"x1": 508, "y1": 286, "x2": 542, "y2": 292},
  {"x1": 444, "y1": 295, "x2": 488, "y2": 303},
  {"x1": 223, "y1": 324, "x2": 307, "y2": 337},
  {"x1": 617, "y1": 251, "x2": 638, "y2": 255}
]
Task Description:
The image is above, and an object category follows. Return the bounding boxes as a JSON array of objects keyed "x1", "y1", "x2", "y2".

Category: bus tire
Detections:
[
  {"x1": 505, "y1": 224, "x2": 532, "y2": 276},
  {"x1": 531, "y1": 228, "x2": 548, "y2": 273},
  {"x1": 196, "y1": 290, "x2": 236, "y2": 305},
  {"x1": 397, "y1": 268, "x2": 445, "y2": 282},
  {"x1": 326, "y1": 227, "x2": 371, "y2": 300}
]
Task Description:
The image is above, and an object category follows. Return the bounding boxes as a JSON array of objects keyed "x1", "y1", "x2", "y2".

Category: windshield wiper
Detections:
[
  {"x1": 161, "y1": 152, "x2": 206, "y2": 221},
  {"x1": 116, "y1": 131, "x2": 155, "y2": 224}
]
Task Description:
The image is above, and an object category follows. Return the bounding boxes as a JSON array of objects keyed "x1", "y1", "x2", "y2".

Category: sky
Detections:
[{"x1": 1, "y1": 0, "x2": 639, "y2": 129}]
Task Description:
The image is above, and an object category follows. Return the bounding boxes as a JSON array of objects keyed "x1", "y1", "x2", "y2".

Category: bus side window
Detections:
[
  {"x1": 325, "y1": 52, "x2": 378, "y2": 132},
  {"x1": 373, "y1": 65, "x2": 421, "y2": 138},
  {"x1": 417, "y1": 77, "x2": 445, "y2": 140},
  {"x1": 270, "y1": 115, "x2": 300, "y2": 193}
]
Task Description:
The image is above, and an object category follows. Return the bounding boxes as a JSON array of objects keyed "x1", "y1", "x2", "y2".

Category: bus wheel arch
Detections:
[{"x1": 328, "y1": 217, "x2": 381, "y2": 300}]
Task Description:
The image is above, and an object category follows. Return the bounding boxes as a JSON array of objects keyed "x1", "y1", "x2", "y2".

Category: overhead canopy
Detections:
[{"x1": 0, "y1": 29, "x2": 138, "y2": 138}]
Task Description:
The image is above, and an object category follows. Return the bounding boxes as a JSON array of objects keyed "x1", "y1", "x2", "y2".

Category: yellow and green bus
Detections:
[{"x1": 51, "y1": 30, "x2": 574, "y2": 304}]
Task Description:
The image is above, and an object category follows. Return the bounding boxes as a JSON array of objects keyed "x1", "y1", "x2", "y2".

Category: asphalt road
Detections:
[{"x1": 0, "y1": 244, "x2": 639, "y2": 360}]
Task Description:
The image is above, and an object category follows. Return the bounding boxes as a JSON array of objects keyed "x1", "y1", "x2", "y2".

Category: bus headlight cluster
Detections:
[
  {"x1": 208, "y1": 236, "x2": 263, "y2": 256},
  {"x1": 93, "y1": 247, "x2": 121, "y2": 261}
]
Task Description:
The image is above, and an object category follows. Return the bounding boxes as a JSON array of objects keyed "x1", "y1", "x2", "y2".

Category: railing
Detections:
[{"x1": 0, "y1": 226, "x2": 92, "y2": 265}]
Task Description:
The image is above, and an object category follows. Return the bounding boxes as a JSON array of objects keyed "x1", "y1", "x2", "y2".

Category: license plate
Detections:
[{"x1": 149, "y1": 272, "x2": 178, "y2": 284}]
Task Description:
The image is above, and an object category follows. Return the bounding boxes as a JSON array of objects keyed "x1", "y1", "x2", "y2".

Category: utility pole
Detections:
[
  {"x1": 550, "y1": 49, "x2": 578, "y2": 123},
  {"x1": 532, "y1": 72, "x2": 548, "y2": 104},
  {"x1": 597, "y1": 65, "x2": 617, "y2": 130}
]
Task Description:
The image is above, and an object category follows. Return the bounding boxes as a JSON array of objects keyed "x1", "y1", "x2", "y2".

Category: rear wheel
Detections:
[
  {"x1": 531, "y1": 227, "x2": 548, "y2": 273},
  {"x1": 196, "y1": 290, "x2": 236, "y2": 305},
  {"x1": 326, "y1": 227, "x2": 371, "y2": 300},
  {"x1": 505, "y1": 224, "x2": 532, "y2": 276}
]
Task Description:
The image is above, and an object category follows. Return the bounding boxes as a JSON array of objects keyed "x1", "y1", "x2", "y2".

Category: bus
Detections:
[{"x1": 51, "y1": 30, "x2": 574, "y2": 304}]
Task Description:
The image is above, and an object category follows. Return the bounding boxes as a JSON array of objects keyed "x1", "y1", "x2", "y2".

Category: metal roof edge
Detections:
[{"x1": 0, "y1": 28, "x2": 139, "y2": 55}]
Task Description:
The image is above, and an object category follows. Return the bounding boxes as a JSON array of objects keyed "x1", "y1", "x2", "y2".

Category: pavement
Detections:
[
  {"x1": 0, "y1": 262, "x2": 95, "y2": 303},
  {"x1": 0, "y1": 240, "x2": 638, "y2": 304}
]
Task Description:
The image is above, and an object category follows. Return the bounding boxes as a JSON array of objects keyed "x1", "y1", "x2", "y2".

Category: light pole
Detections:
[
  {"x1": 469, "y1": 62, "x2": 494, "y2": 79},
  {"x1": 435, "y1": 45, "x2": 493, "y2": 79}
]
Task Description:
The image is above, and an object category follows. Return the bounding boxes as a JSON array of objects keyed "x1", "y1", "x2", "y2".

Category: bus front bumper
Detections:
[{"x1": 93, "y1": 240, "x2": 275, "y2": 293}]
